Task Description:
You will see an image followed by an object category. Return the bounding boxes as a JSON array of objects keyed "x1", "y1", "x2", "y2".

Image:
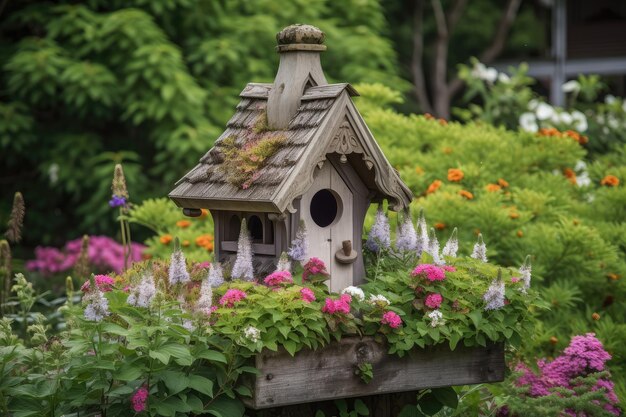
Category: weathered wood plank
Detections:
[{"x1": 245, "y1": 337, "x2": 504, "y2": 409}]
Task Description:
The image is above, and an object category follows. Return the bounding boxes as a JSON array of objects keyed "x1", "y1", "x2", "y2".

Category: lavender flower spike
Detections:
[
  {"x1": 287, "y1": 220, "x2": 308, "y2": 263},
  {"x1": 416, "y1": 207, "x2": 429, "y2": 255},
  {"x1": 395, "y1": 210, "x2": 417, "y2": 252},
  {"x1": 128, "y1": 272, "x2": 156, "y2": 308},
  {"x1": 426, "y1": 227, "x2": 444, "y2": 265},
  {"x1": 231, "y1": 218, "x2": 254, "y2": 281},
  {"x1": 275, "y1": 252, "x2": 291, "y2": 272},
  {"x1": 208, "y1": 262, "x2": 225, "y2": 288},
  {"x1": 168, "y1": 238, "x2": 190, "y2": 285},
  {"x1": 83, "y1": 277, "x2": 110, "y2": 322},
  {"x1": 471, "y1": 233, "x2": 488, "y2": 263},
  {"x1": 442, "y1": 227, "x2": 459, "y2": 258},
  {"x1": 196, "y1": 278, "x2": 213, "y2": 315},
  {"x1": 366, "y1": 205, "x2": 391, "y2": 252},
  {"x1": 483, "y1": 271, "x2": 505, "y2": 310},
  {"x1": 519, "y1": 255, "x2": 532, "y2": 293}
]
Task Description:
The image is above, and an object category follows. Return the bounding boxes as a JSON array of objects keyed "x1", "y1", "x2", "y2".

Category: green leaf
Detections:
[
  {"x1": 284, "y1": 340, "x2": 297, "y2": 356},
  {"x1": 161, "y1": 370, "x2": 189, "y2": 395},
  {"x1": 115, "y1": 365, "x2": 143, "y2": 381},
  {"x1": 149, "y1": 349, "x2": 170, "y2": 365},
  {"x1": 315, "y1": 411, "x2": 326, "y2": 417},
  {"x1": 468, "y1": 311, "x2": 482, "y2": 329},
  {"x1": 188, "y1": 374, "x2": 214, "y2": 398},
  {"x1": 206, "y1": 395, "x2": 245, "y2": 417},
  {"x1": 431, "y1": 387, "x2": 458, "y2": 409},
  {"x1": 354, "y1": 399, "x2": 369, "y2": 415},
  {"x1": 196, "y1": 349, "x2": 227, "y2": 364},
  {"x1": 418, "y1": 391, "x2": 444, "y2": 415},
  {"x1": 448, "y1": 333, "x2": 461, "y2": 351},
  {"x1": 398, "y1": 404, "x2": 425, "y2": 417},
  {"x1": 157, "y1": 343, "x2": 192, "y2": 366}
]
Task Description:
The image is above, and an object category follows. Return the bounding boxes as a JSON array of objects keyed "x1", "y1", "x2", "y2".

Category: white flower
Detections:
[
  {"x1": 48, "y1": 163, "x2": 59, "y2": 185},
  {"x1": 471, "y1": 62, "x2": 487, "y2": 79},
  {"x1": 498, "y1": 72, "x2": 510, "y2": 83},
  {"x1": 605, "y1": 94, "x2": 616, "y2": 105},
  {"x1": 519, "y1": 112, "x2": 538, "y2": 132},
  {"x1": 562, "y1": 80, "x2": 580, "y2": 93},
  {"x1": 208, "y1": 262, "x2": 225, "y2": 288},
  {"x1": 471, "y1": 234, "x2": 488, "y2": 263},
  {"x1": 129, "y1": 274, "x2": 156, "y2": 308},
  {"x1": 366, "y1": 206, "x2": 391, "y2": 252},
  {"x1": 232, "y1": 219, "x2": 254, "y2": 281},
  {"x1": 368, "y1": 294, "x2": 390, "y2": 306},
  {"x1": 168, "y1": 242, "x2": 190, "y2": 285},
  {"x1": 395, "y1": 213, "x2": 418, "y2": 252},
  {"x1": 426, "y1": 228, "x2": 444, "y2": 265},
  {"x1": 559, "y1": 112, "x2": 573, "y2": 125},
  {"x1": 341, "y1": 286, "x2": 365, "y2": 302},
  {"x1": 416, "y1": 208, "x2": 429, "y2": 255},
  {"x1": 571, "y1": 110, "x2": 588, "y2": 132},
  {"x1": 182, "y1": 320, "x2": 195, "y2": 331},
  {"x1": 519, "y1": 256, "x2": 532, "y2": 293},
  {"x1": 83, "y1": 289, "x2": 110, "y2": 322},
  {"x1": 442, "y1": 227, "x2": 458, "y2": 258},
  {"x1": 607, "y1": 115, "x2": 619, "y2": 129},
  {"x1": 196, "y1": 278, "x2": 213, "y2": 315},
  {"x1": 275, "y1": 252, "x2": 291, "y2": 273},
  {"x1": 528, "y1": 99, "x2": 539, "y2": 111},
  {"x1": 243, "y1": 325, "x2": 261, "y2": 343},
  {"x1": 427, "y1": 310, "x2": 445, "y2": 327},
  {"x1": 535, "y1": 102, "x2": 555, "y2": 120},
  {"x1": 483, "y1": 67, "x2": 498, "y2": 83},
  {"x1": 288, "y1": 221, "x2": 308, "y2": 262},
  {"x1": 483, "y1": 278, "x2": 505, "y2": 310}
]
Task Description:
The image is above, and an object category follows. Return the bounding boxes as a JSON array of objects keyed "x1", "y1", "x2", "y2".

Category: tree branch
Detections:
[
  {"x1": 411, "y1": 0, "x2": 433, "y2": 113},
  {"x1": 479, "y1": 0, "x2": 522, "y2": 63},
  {"x1": 446, "y1": 0, "x2": 468, "y2": 34}
]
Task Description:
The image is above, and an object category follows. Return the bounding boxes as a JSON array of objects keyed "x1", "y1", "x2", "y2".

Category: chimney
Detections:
[{"x1": 267, "y1": 24, "x2": 328, "y2": 130}]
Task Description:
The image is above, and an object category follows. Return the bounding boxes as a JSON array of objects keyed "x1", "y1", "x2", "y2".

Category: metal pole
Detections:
[{"x1": 551, "y1": 0, "x2": 567, "y2": 106}]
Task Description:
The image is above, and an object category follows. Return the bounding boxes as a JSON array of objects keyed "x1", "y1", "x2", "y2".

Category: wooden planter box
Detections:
[{"x1": 244, "y1": 337, "x2": 505, "y2": 409}]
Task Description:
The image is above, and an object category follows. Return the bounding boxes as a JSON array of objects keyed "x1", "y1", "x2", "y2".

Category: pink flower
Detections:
[
  {"x1": 412, "y1": 264, "x2": 446, "y2": 282},
  {"x1": 219, "y1": 289, "x2": 247, "y2": 307},
  {"x1": 381, "y1": 311, "x2": 402, "y2": 328},
  {"x1": 131, "y1": 386, "x2": 148, "y2": 412},
  {"x1": 425, "y1": 293, "x2": 443, "y2": 309},
  {"x1": 300, "y1": 288, "x2": 315, "y2": 303},
  {"x1": 263, "y1": 270, "x2": 293, "y2": 286},
  {"x1": 511, "y1": 276, "x2": 521, "y2": 283},
  {"x1": 303, "y1": 257, "x2": 329, "y2": 281},
  {"x1": 81, "y1": 275, "x2": 115, "y2": 293},
  {"x1": 322, "y1": 294, "x2": 351, "y2": 315},
  {"x1": 442, "y1": 265, "x2": 456, "y2": 272}
]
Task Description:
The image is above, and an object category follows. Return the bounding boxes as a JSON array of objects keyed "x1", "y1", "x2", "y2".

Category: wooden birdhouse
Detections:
[{"x1": 169, "y1": 24, "x2": 412, "y2": 291}]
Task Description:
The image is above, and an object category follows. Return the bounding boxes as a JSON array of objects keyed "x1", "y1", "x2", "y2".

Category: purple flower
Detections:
[
  {"x1": 366, "y1": 206, "x2": 391, "y2": 252},
  {"x1": 483, "y1": 278, "x2": 505, "y2": 310},
  {"x1": 108, "y1": 195, "x2": 127, "y2": 208}
]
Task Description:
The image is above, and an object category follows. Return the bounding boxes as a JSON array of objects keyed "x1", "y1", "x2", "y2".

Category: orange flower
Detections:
[
  {"x1": 497, "y1": 178, "x2": 509, "y2": 188},
  {"x1": 447, "y1": 168, "x2": 464, "y2": 182},
  {"x1": 204, "y1": 241, "x2": 214, "y2": 252},
  {"x1": 578, "y1": 134, "x2": 589, "y2": 145},
  {"x1": 509, "y1": 212, "x2": 520, "y2": 219},
  {"x1": 426, "y1": 180, "x2": 442, "y2": 194},
  {"x1": 538, "y1": 127, "x2": 561, "y2": 137},
  {"x1": 160, "y1": 234, "x2": 173, "y2": 245},
  {"x1": 176, "y1": 220, "x2": 192, "y2": 228},
  {"x1": 459, "y1": 190, "x2": 474, "y2": 200},
  {"x1": 442, "y1": 147, "x2": 453, "y2": 154},
  {"x1": 415, "y1": 166, "x2": 424, "y2": 175},
  {"x1": 199, "y1": 209, "x2": 209, "y2": 218},
  {"x1": 563, "y1": 168, "x2": 577, "y2": 184},
  {"x1": 182, "y1": 240, "x2": 190, "y2": 247},
  {"x1": 434, "y1": 222, "x2": 446, "y2": 230},
  {"x1": 592, "y1": 312, "x2": 600, "y2": 321},
  {"x1": 516, "y1": 230, "x2": 524, "y2": 238},
  {"x1": 195, "y1": 234, "x2": 215, "y2": 251},
  {"x1": 438, "y1": 118, "x2": 448, "y2": 126},
  {"x1": 424, "y1": 113, "x2": 435, "y2": 120},
  {"x1": 486, "y1": 184, "x2": 501, "y2": 192},
  {"x1": 549, "y1": 336, "x2": 558, "y2": 345},
  {"x1": 600, "y1": 175, "x2": 619, "y2": 187},
  {"x1": 607, "y1": 273, "x2": 620, "y2": 281}
]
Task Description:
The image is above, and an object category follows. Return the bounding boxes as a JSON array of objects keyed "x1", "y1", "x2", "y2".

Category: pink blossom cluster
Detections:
[
  {"x1": 381, "y1": 311, "x2": 402, "y2": 328},
  {"x1": 300, "y1": 288, "x2": 315, "y2": 303},
  {"x1": 263, "y1": 270, "x2": 293, "y2": 287},
  {"x1": 80, "y1": 275, "x2": 115, "y2": 293},
  {"x1": 131, "y1": 386, "x2": 149, "y2": 412},
  {"x1": 26, "y1": 235, "x2": 145, "y2": 276},
  {"x1": 514, "y1": 333, "x2": 620, "y2": 415},
  {"x1": 442, "y1": 265, "x2": 456, "y2": 272},
  {"x1": 219, "y1": 289, "x2": 247, "y2": 307},
  {"x1": 302, "y1": 257, "x2": 328, "y2": 281},
  {"x1": 322, "y1": 294, "x2": 351, "y2": 315},
  {"x1": 425, "y1": 293, "x2": 443, "y2": 309},
  {"x1": 411, "y1": 264, "x2": 446, "y2": 281}
]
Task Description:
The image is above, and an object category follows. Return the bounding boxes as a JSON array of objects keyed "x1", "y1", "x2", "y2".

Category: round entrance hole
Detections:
[{"x1": 310, "y1": 189, "x2": 341, "y2": 227}]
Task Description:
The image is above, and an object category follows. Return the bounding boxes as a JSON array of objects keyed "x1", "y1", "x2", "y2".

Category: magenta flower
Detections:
[
  {"x1": 425, "y1": 293, "x2": 443, "y2": 309},
  {"x1": 322, "y1": 294, "x2": 351, "y2": 315},
  {"x1": 131, "y1": 386, "x2": 148, "y2": 412},
  {"x1": 263, "y1": 270, "x2": 293, "y2": 287},
  {"x1": 300, "y1": 288, "x2": 315, "y2": 303},
  {"x1": 219, "y1": 289, "x2": 247, "y2": 308},
  {"x1": 80, "y1": 274, "x2": 115, "y2": 293},
  {"x1": 511, "y1": 276, "x2": 521, "y2": 283},
  {"x1": 442, "y1": 265, "x2": 456, "y2": 272},
  {"x1": 412, "y1": 264, "x2": 446, "y2": 281},
  {"x1": 302, "y1": 257, "x2": 329, "y2": 281},
  {"x1": 381, "y1": 311, "x2": 402, "y2": 328}
]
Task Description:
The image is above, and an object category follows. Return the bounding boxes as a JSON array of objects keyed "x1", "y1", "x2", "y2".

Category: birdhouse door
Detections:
[{"x1": 300, "y1": 162, "x2": 353, "y2": 292}]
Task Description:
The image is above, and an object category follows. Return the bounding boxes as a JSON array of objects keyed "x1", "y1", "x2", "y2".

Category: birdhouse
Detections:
[{"x1": 169, "y1": 24, "x2": 412, "y2": 291}]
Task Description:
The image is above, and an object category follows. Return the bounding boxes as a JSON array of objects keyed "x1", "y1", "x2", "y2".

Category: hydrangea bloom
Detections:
[
  {"x1": 287, "y1": 221, "x2": 308, "y2": 263},
  {"x1": 483, "y1": 278, "x2": 505, "y2": 310},
  {"x1": 322, "y1": 294, "x2": 352, "y2": 315},
  {"x1": 263, "y1": 270, "x2": 293, "y2": 286},
  {"x1": 231, "y1": 219, "x2": 254, "y2": 281},
  {"x1": 369, "y1": 294, "x2": 390, "y2": 306},
  {"x1": 168, "y1": 241, "x2": 190, "y2": 285},
  {"x1": 300, "y1": 287, "x2": 316, "y2": 303},
  {"x1": 471, "y1": 234, "x2": 488, "y2": 262},
  {"x1": 442, "y1": 228, "x2": 459, "y2": 257},
  {"x1": 519, "y1": 255, "x2": 532, "y2": 293},
  {"x1": 427, "y1": 309, "x2": 445, "y2": 327},
  {"x1": 207, "y1": 262, "x2": 225, "y2": 288},
  {"x1": 196, "y1": 278, "x2": 213, "y2": 315},
  {"x1": 80, "y1": 274, "x2": 114, "y2": 293},
  {"x1": 395, "y1": 213, "x2": 417, "y2": 252},
  {"x1": 83, "y1": 288, "x2": 110, "y2": 322},
  {"x1": 131, "y1": 386, "x2": 148, "y2": 412},
  {"x1": 416, "y1": 208, "x2": 429, "y2": 255},
  {"x1": 127, "y1": 273, "x2": 156, "y2": 308},
  {"x1": 381, "y1": 311, "x2": 402, "y2": 328},
  {"x1": 243, "y1": 325, "x2": 261, "y2": 343},
  {"x1": 411, "y1": 264, "x2": 446, "y2": 281},
  {"x1": 302, "y1": 257, "x2": 328, "y2": 281},
  {"x1": 341, "y1": 286, "x2": 365, "y2": 302},
  {"x1": 275, "y1": 252, "x2": 291, "y2": 272},
  {"x1": 219, "y1": 289, "x2": 247, "y2": 307},
  {"x1": 365, "y1": 206, "x2": 391, "y2": 252},
  {"x1": 425, "y1": 293, "x2": 443, "y2": 309}
]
